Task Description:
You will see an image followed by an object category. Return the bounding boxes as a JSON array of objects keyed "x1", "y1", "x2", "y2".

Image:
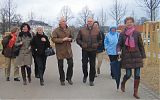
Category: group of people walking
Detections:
[{"x1": 1, "y1": 16, "x2": 146, "y2": 99}]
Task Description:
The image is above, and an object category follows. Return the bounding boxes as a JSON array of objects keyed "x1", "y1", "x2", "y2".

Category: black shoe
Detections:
[
  {"x1": 28, "y1": 77, "x2": 31, "y2": 83},
  {"x1": 89, "y1": 82, "x2": 94, "y2": 86},
  {"x1": 6, "y1": 77, "x2": 10, "y2": 81},
  {"x1": 35, "y1": 75, "x2": 40, "y2": 78},
  {"x1": 23, "y1": 81, "x2": 27, "y2": 85},
  {"x1": 40, "y1": 81, "x2": 44, "y2": 86},
  {"x1": 83, "y1": 77, "x2": 87, "y2": 83},
  {"x1": 67, "y1": 80, "x2": 73, "y2": 85},
  {"x1": 60, "y1": 81, "x2": 65, "y2": 86},
  {"x1": 95, "y1": 74, "x2": 98, "y2": 77},
  {"x1": 14, "y1": 78, "x2": 20, "y2": 81}
]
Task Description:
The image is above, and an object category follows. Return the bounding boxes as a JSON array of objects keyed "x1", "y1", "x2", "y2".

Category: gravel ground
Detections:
[{"x1": 141, "y1": 61, "x2": 160, "y2": 95}]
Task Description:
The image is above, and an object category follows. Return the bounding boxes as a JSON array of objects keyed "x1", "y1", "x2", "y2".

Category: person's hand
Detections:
[
  {"x1": 41, "y1": 37, "x2": 46, "y2": 42},
  {"x1": 63, "y1": 37, "x2": 72, "y2": 42},
  {"x1": 19, "y1": 41, "x2": 23, "y2": 45},
  {"x1": 67, "y1": 38, "x2": 72, "y2": 42},
  {"x1": 117, "y1": 51, "x2": 121, "y2": 55},
  {"x1": 62, "y1": 37, "x2": 68, "y2": 42},
  {"x1": 28, "y1": 46, "x2": 31, "y2": 50}
]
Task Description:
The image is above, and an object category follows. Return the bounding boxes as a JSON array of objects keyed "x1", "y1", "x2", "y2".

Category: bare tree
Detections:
[
  {"x1": 136, "y1": 0, "x2": 160, "y2": 21},
  {"x1": 28, "y1": 11, "x2": 35, "y2": 21},
  {"x1": 6, "y1": 0, "x2": 16, "y2": 31},
  {"x1": 59, "y1": 6, "x2": 74, "y2": 22},
  {"x1": 0, "y1": 0, "x2": 17, "y2": 32},
  {"x1": 12, "y1": 14, "x2": 22, "y2": 26},
  {"x1": 97, "y1": 8, "x2": 107, "y2": 27},
  {"x1": 131, "y1": 10, "x2": 136, "y2": 19},
  {"x1": 130, "y1": 10, "x2": 139, "y2": 24},
  {"x1": 109, "y1": 0, "x2": 127, "y2": 26},
  {"x1": 0, "y1": 8, "x2": 8, "y2": 34},
  {"x1": 77, "y1": 6, "x2": 94, "y2": 26},
  {"x1": 28, "y1": 11, "x2": 36, "y2": 26}
]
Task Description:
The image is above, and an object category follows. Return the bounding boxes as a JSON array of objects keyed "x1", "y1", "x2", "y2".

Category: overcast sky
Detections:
[{"x1": 1, "y1": 0, "x2": 146, "y2": 26}]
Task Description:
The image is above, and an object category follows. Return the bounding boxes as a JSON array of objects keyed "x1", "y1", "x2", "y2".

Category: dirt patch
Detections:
[{"x1": 141, "y1": 62, "x2": 160, "y2": 95}]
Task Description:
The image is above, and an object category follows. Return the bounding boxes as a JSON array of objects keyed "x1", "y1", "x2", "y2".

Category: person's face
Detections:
[
  {"x1": 111, "y1": 28, "x2": 116, "y2": 32},
  {"x1": 59, "y1": 19, "x2": 67, "y2": 28},
  {"x1": 93, "y1": 23, "x2": 99, "y2": 31},
  {"x1": 15, "y1": 29, "x2": 19, "y2": 34},
  {"x1": 126, "y1": 19, "x2": 134, "y2": 28},
  {"x1": 87, "y1": 18, "x2": 94, "y2": 27},
  {"x1": 22, "y1": 25, "x2": 29, "y2": 32},
  {"x1": 37, "y1": 28, "x2": 43, "y2": 35}
]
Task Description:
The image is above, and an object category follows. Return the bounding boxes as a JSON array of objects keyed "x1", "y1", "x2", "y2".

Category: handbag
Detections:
[
  {"x1": 45, "y1": 47, "x2": 55, "y2": 56},
  {"x1": 13, "y1": 45, "x2": 21, "y2": 56}
]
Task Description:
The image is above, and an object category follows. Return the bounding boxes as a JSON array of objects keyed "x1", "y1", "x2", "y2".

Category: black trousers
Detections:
[
  {"x1": 108, "y1": 55, "x2": 118, "y2": 77},
  {"x1": 35, "y1": 56, "x2": 47, "y2": 81},
  {"x1": 82, "y1": 50, "x2": 96, "y2": 82},
  {"x1": 21, "y1": 65, "x2": 31, "y2": 81},
  {"x1": 33, "y1": 55, "x2": 39, "y2": 77},
  {"x1": 58, "y1": 57, "x2": 73, "y2": 82}
]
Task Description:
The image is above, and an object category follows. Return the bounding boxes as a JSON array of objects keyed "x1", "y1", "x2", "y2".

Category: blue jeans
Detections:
[{"x1": 124, "y1": 68, "x2": 140, "y2": 80}]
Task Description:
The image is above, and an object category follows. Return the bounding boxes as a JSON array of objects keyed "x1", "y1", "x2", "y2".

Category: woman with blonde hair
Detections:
[{"x1": 31, "y1": 26, "x2": 50, "y2": 86}]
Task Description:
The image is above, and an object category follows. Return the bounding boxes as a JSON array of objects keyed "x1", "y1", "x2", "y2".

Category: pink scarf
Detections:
[{"x1": 125, "y1": 26, "x2": 135, "y2": 50}]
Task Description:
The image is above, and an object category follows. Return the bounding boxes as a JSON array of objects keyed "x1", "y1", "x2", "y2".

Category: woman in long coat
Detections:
[
  {"x1": 117, "y1": 17, "x2": 146, "y2": 99},
  {"x1": 16, "y1": 23, "x2": 32, "y2": 85},
  {"x1": 30, "y1": 26, "x2": 50, "y2": 86}
]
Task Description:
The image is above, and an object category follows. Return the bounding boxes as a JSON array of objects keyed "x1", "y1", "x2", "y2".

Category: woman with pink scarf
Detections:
[{"x1": 117, "y1": 17, "x2": 146, "y2": 99}]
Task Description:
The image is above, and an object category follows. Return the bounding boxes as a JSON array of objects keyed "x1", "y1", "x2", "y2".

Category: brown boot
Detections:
[
  {"x1": 121, "y1": 77, "x2": 128, "y2": 92},
  {"x1": 133, "y1": 79, "x2": 140, "y2": 99}
]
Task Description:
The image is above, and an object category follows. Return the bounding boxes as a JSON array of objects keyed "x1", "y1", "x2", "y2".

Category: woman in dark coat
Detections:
[
  {"x1": 117, "y1": 17, "x2": 146, "y2": 99},
  {"x1": 30, "y1": 26, "x2": 50, "y2": 86}
]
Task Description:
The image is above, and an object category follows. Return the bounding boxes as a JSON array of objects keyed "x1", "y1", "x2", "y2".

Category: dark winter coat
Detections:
[
  {"x1": 117, "y1": 30, "x2": 146, "y2": 69},
  {"x1": 76, "y1": 26, "x2": 102, "y2": 51},
  {"x1": 97, "y1": 30, "x2": 105, "y2": 53},
  {"x1": 2, "y1": 35, "x2": 17, "y2": 58},
  {"x1": 30, "y1": 33, "x2": 50, "y2": 57}
]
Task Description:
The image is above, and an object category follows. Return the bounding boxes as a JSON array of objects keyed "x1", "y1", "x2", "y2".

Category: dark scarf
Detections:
[{"x1": 19, "y1": 31, "x2": 32, "y2": 37}]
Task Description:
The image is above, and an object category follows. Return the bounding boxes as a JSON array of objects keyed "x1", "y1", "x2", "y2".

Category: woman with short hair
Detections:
[
  {"x1": 117, "y1": 17, "x2": 146, "y2": 99},
  {"x1": 31, "y1": 26, "x2": 50, "y2": 86}
]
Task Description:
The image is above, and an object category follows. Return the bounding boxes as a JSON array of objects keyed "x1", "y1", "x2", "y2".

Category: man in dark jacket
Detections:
[{"x1": 76, "y1": 18, "x2": 102, "y2": 86}]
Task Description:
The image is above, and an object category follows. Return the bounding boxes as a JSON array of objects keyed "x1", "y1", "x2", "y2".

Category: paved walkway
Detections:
[{"x1": 0, "y1": 43, "x2": 159, "y2": 100}]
